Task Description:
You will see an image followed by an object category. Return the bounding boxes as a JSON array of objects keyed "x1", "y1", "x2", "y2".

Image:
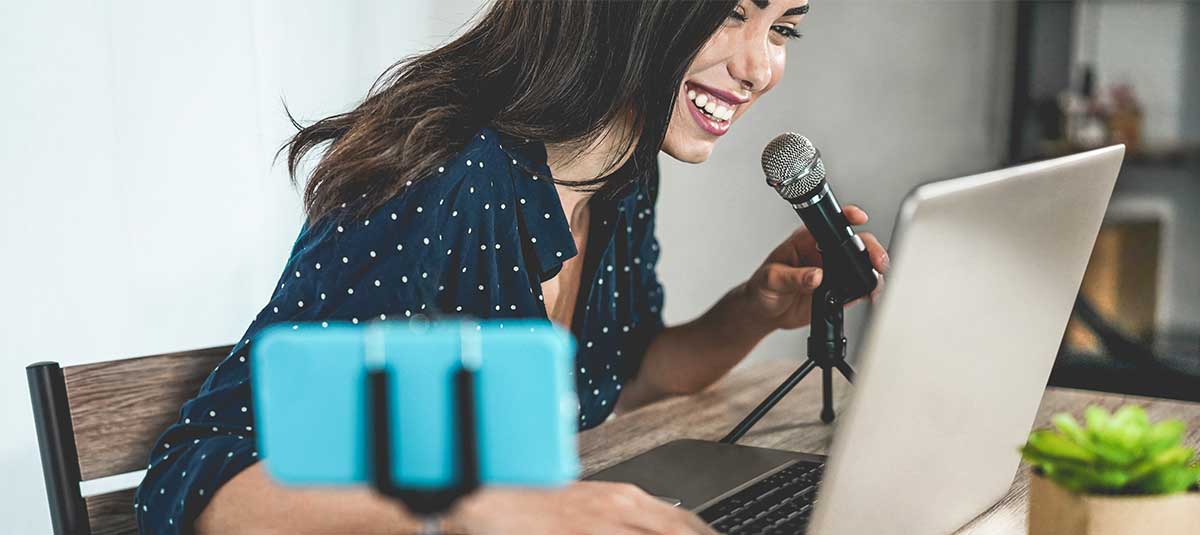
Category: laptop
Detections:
[{"x1": 587, "y1": 145, "x2": 1126, "y2": 534}]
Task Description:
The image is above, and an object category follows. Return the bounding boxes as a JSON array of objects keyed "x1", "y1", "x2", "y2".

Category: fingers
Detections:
[
  {"x1": 857, "y1": 232, "x2": 890, "y2": 274},
  {"x1": 843, "y1": 204, "x2": 869, "y2": 225},
  {"x1": 600, "y1": 483, "x2": 716, "y2": 535},
  {"x1": 870, "y1": 272, "x2": 885, "y2": 304},
  {"x1": 856, "y1": 231, "x2": 888, "y2": 304},
  {"x1": 775, "y1": 205, "x2": 869, "y2": 265},
  {"x1": 468, "y1": 482, "x2": 715, "y2": 535},
  {"x1": 634, "y1": 497, "x2": 718, "y2": 535},
  {"x1": 761, "y1": 264, "x2": 823, "y2": 295},
  {"x1": 585, "y1": 484, "x2": 700, "y2": 535}
]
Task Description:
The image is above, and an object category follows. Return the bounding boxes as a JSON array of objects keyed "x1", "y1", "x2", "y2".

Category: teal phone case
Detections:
[{"x1": 251, "y1": 319, "x2": 580, "y2": 489}]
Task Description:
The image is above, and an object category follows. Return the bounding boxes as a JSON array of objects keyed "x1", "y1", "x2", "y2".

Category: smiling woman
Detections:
[
  {"x1": 133, "y1": 1, "x2": 889, "y2": 534},
  {"x1": 285, "y1": 0, "x2": 739, "y2": 223},
  {"x1": 666, "y1": 0, "x2": 809, "y2": 152}
]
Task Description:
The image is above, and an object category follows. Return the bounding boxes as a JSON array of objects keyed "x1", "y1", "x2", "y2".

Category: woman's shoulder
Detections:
[
  {"x1": 300, "y1": 127, "x2": 546, "y2": 247},
  {"x1": 317, "y1": 128, "x2": 519, "y2": 214},
  {"x1": 385, "y1": 126, "x2": 540, "y2": 205}
]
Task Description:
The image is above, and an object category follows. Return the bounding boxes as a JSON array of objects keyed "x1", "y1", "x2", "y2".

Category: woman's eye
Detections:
[
  {"x1": 728, "y1": 8, "x2": 748, "y2": 23},
  {"x1": 772, "y1": 25, "x2": 803, "y2": 40}
]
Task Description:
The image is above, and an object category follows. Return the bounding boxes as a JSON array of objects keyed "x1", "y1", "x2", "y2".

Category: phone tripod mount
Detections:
[{"x1": 364, "y1": 324, "x2": 482, "y2": 518}]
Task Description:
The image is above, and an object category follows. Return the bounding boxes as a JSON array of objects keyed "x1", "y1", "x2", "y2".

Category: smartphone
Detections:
[{"x1": 251, "y1": 319, "x2": 579, "y2": 489}]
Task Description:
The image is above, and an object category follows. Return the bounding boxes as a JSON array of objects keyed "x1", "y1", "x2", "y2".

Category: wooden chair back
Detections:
[{"x1": 27, "y1": 346, "x2": 232, "y2": 535}]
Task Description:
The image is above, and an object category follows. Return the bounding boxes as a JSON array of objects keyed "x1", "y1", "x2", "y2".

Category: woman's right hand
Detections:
[{"x1": 445, "y1": 481, "x2": 720, "y2": 535}]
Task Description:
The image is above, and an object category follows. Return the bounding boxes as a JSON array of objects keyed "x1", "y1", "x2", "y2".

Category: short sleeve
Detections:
[
  {"x1": 135, "y1": 123, "x2": 650, "y2": 527},
  {"x1": 134, "y1": 171, "x2": 462, "y2": 534}
]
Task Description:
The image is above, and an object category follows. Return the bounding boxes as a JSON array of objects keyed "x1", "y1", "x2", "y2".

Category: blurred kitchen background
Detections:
[{"x1": 1, "y1": 1, "x2": 1197, "y2": 532}]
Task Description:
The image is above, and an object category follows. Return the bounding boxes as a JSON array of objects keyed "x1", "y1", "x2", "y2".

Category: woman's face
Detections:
[{"x1": 662, "y1": 0, "x2": 809, "y2": 163}]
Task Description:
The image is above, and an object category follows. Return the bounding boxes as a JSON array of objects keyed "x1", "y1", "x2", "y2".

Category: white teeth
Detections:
[{"x1": 688, "y1": 88, "x2": 735, "y2": 122}]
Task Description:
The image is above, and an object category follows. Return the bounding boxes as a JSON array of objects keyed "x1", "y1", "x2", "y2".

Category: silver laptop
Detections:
[{"x1": 588, "y1": 145, "x2": 1126, "y2": 534}]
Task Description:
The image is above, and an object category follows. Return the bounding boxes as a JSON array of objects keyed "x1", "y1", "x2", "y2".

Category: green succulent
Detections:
[{"x1": 1020, "y1": 404, "x2": 1200, "y2": 495}]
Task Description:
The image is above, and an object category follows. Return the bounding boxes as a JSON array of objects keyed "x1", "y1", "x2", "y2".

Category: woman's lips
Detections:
[
  {"x1": 688, "y1": 82, "x2": 750, "y2": 105},
  {"x1": 684, "y1": 82, "x2": 736, "y2": 137},
  {"x1": 687, "y1": 93, "x2": 731, "y2": 136}
]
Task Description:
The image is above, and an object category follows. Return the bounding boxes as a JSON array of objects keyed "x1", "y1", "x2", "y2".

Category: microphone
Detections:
[{"x1": 761, "y1": 133, "x2": 878, "y2": 302}]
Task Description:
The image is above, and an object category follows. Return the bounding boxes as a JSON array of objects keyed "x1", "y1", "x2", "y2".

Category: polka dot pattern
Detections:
[{"x1": 134, "y1": 126, "x2": 664, "y2": 533}]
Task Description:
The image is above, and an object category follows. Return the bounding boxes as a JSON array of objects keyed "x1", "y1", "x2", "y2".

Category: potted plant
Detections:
[{"x1": 1020, "y1": 404, "x2": 1200, "y2": 535}]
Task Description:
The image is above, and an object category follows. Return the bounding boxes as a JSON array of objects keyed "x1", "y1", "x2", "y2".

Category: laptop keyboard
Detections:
[{"x1": 699, "y1": 460, "x2": 824, "y2": 534}]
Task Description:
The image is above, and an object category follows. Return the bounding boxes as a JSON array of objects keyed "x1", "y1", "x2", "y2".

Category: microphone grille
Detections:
[{"x1": 761, "y1": 133, "x2": 826, "y2": 200}]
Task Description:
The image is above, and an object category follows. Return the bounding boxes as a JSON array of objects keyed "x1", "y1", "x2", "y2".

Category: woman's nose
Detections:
[{"x1": 728, "y1": 36, "x2": 773, "y2": 93}]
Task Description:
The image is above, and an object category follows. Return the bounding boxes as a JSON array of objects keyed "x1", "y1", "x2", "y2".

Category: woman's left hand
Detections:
[{"x1": 741, "y1": 205, "x2": 890, "y2": 330}]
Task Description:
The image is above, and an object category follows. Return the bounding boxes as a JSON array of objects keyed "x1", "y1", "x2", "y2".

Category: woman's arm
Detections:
[
  {"x1": 197, "y1": 463, "x2": 718, "y2": 535},
  {"x1": 618, "y1": 206, "x2": 889, "y2": 412},
  {"x1": 616, "y1": 282, "x2": 772, "y2": 411},
  {"x1": 195, "y1": 464, "x2": 421, "y2": 534}
]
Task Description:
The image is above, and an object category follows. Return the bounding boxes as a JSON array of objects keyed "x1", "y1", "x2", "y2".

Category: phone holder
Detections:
[{"x1": 364, "y1": 323, "x2": 482, "y2": 517}]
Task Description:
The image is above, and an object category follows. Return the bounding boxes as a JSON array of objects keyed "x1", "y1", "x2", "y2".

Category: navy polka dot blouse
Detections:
[{"x1": 135, "y1": 127, "x2": 666, "y2": 533}]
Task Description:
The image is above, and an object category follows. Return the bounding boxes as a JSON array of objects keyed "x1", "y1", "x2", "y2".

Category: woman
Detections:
[{"x1": 136, "y1": 0, "x2": 888, "y2": 533}]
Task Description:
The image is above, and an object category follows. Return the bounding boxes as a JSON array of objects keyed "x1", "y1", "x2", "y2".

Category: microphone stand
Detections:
[{"x1": 721, "y1": 282, "x2": 854, "y2": 444}]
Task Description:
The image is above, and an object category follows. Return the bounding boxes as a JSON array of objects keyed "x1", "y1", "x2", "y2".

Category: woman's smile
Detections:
[
  {"x1": 683, "y1": 81, "x2": 748, "y2": 136},
  {"x1": 661, "y1": 0, "x2": 806, "y2": 163}
]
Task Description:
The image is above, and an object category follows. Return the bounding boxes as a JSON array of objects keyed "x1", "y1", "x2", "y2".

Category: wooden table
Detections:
[{"x1": 577, "y1": 358, "x2": 1200, "y2": 534}]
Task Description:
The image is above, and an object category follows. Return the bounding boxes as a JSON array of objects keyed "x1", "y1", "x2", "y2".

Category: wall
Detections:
[
  {"x1": 1184, "y1": 2, "x2": 1200, "y2": 142},
  {"x1": 655, "y1": 1, "x2": 1015, "y2": 362},
  {"x1": 0, "y1": 1, "x2": 1015, "y2": 532},
  {"x1": 0, "y1": 1, "x2": 433, "y2": 532},
  {"x1": 1075, "y1": 0, "x2": 1191, "y2": 146}
]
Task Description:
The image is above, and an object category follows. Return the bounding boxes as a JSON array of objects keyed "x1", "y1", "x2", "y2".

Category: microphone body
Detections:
[
  {"x1": 762, "y1": 134, "x2": 878, "y2": 302},
  {"x1": 722, "y1": 133, "x2": 872, "y2": 443},
  {"x1": 786, "y1": 183, "x2": 878, "y2": 301}
]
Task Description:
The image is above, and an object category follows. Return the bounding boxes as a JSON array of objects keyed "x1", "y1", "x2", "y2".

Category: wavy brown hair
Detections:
[{"x1": 282, "y1": 0, "x2": 737, "y2": 223}]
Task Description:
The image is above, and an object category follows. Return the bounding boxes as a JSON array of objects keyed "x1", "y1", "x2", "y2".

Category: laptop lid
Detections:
[{"x1": 807, "y1": 146, "x2": 1125, "y2": 534}]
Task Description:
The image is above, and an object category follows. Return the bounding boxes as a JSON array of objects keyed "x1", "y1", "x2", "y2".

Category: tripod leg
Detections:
[
  {"x1": 833, "y1": 359, "x2": 855, "y2": 382},
  {"x1": 721, "y1": 358, "x2": 820, "y2": 443},
  {"x1": 820, "y1": 364, "x2": 835, "y2": 423}
]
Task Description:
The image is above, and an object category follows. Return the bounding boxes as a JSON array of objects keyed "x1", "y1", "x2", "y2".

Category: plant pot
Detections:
[{"x1": 1028, "y1": 472, "x2": 1200, "y2": 535}]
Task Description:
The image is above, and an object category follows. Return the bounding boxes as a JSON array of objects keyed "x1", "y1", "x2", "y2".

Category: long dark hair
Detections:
[{"x1": 283, "y1": 0, "x2": 737, "y2": 223}]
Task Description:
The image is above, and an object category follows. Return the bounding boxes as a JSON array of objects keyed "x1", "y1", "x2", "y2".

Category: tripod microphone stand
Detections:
[{"x1": 721, "y1": 282, "x2": 855, "y2": 444}]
